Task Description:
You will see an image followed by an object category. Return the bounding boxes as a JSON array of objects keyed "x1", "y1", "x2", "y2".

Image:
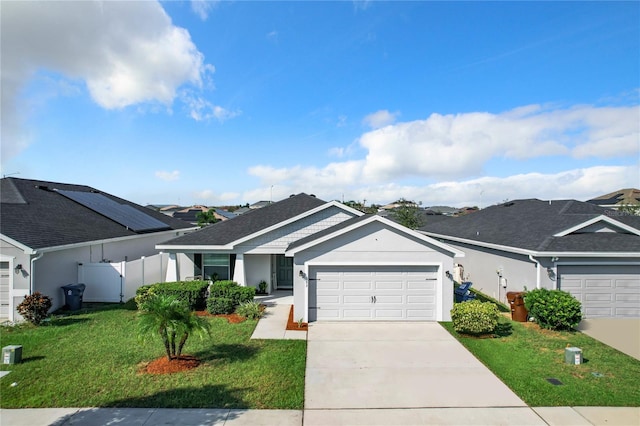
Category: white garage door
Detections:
[
  {"x1": 309, "y1": 265, "x2": 438, "y2": 321},
  {"x1": 0, "y1": 261, "x2": 10, "y2": 318},
  {"x1": 559, "y1": 265, "x2": 640, "y2": 318}
]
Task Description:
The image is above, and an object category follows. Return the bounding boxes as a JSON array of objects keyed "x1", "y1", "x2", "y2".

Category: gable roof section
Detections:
[
  {"x1": 1, "y1": 178, "x2": 193, "y2": 251},
  {"x1": 158, "y1": 193, "x2": 363, "y2": 249},
  {"x1": 587, "y1": 188, "x2": 640, "y2": 207},
  {"x1": 419, "y1": 199, "x2": 640, "y2": 255},
  {"x1": 286, "y1": 214, "x2": 464, "y2": 257}
]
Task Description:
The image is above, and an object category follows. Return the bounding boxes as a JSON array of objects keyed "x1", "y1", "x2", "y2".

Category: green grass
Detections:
[
  {"x1": 441, "y1": 319, "x2": 640, "y2": 406},
  {"x1": 0, "y1": 303, "x2": 306, "y2": 409}
]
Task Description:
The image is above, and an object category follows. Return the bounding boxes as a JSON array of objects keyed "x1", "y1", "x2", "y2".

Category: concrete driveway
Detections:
[
  {"x1": 305, "y1": 322, "x2": 525, "y2": 410},
  {"x1": 577, "y1": 318, "x2": 640, "y2": 360}
]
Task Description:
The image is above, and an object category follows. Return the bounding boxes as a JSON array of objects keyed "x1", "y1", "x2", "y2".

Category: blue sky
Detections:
[{"x1": 2, "y1": 1, "x2": 638, "y2": 208}]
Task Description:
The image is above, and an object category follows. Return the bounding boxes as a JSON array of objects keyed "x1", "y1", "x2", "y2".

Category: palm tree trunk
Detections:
[
  {"x1": 170, "y1": 330, "x2": 177, "y2": 358},
  {"x1": 177, "y1": 332, "x2": 189, "y2": 357},
  {"x1": 159, "y1": 327, "x2": 171, "y2": 361}
]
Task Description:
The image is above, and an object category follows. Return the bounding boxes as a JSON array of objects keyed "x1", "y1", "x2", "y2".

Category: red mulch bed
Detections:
[
  {"x1": 195, "y1": 310, "x2": 246, "y2": 323},
  {"x1": 286, "y1": 305, "x2": 308, "y2": 331},
  {"x1": 142, "y1": 355, "x2": 200, "y2": 374}
]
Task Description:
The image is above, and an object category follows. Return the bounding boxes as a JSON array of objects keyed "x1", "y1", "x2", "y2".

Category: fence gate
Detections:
[{"x1": 77, "y1": 262, "x2": 124, "y2": 303}]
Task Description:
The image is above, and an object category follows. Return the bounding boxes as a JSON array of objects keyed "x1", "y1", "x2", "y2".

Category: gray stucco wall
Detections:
[{"x1": 435, "y1": 240, "x2": 543, "y2": 303}]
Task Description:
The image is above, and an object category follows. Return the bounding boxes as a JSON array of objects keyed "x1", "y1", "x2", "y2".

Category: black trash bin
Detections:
[{"x1": 61, "y1": 283, "x2": 86, "y2": 311}]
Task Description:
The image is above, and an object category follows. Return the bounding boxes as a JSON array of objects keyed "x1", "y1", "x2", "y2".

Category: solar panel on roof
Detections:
[{"x1": 56, "y1": 190, "x2": 170, "y2": 233}]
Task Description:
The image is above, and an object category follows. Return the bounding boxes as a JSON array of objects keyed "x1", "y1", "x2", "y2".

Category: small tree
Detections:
[
  {"x1": 390, "y1": 198, "x2": 424, "y2": 229},
  {"x1": 137, "y1": 294, "x2": 211, "y2": 361},
  {"x1": 196, "y1": 209, "x2": 219, "y2": 227}
]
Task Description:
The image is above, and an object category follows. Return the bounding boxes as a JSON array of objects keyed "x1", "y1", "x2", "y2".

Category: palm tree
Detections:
[{"x1": 137, "y1": 294, "x2": 211, "y2": 361}]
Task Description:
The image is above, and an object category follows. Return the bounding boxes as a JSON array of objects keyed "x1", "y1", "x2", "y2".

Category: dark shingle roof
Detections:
[
  {"x1": 1, "y1": 178, "x2": 193, "y2": 250},
  {"x1": 160, "y1": 193, "x2": 327, "y2": 246},
  {"x1": 419, "y1": 199, "x2": 640, "y2": 253}
]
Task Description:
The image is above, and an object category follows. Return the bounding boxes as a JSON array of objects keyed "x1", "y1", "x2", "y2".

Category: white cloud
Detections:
[
  {"x1": 267, "y1": 31, "x2": 279, "y2": 42},
  {"x1": 1, "y1": 1, "x2": 215, "y2": 163},
  {"x1": 362, "y1": 109, "x2": 399, "y2": 129},
  {"x1": 244, "y1": 102, "x2": 638, "y2": 205},
  {"x1": 182, "y1": 92, "x2": 241, "y2": 122},
  {"x1": 191, "y1": 0, "x2": 218, "y2": 21},
  {"x1": 155, "y1": 170, "x2": 180, "y2": 181}
]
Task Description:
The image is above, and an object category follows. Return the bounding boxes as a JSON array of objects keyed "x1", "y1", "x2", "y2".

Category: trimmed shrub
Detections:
[
  {"x1": 134, "y1": 285, "x2": 155, "y2": 310},
  {"x1": 450, "y1": 299, "x2": 500, "y2": 335},
  {"x1": 524, "y1": 288, "x2": 582, "y2": 330},
  {"x1": 236, "y1": 301, "x2": 264, "y2": 320},
  {"x1": 207, "y1": 297, "x2": 235, "y2": 315},
  {"x1": 209, "y1": 280, "x2": 239, "y2": 298},
  {"x1": 207, "y1": 281, "x2": 256, "y2": 314},
  {"x1": 134, "y1": 281, "x2": 209, "y2": 311},
  {"x1": 17, "y1": 292, "x2": 52, "y2": 325}
]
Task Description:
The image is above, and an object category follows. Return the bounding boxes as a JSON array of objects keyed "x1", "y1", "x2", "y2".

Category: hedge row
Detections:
[
  {"x1": 206, "y1": 280, "x2": 255, "y2": 314},
  {"x1": 135, "y1": 280, "x2": 209, "y2": 311}
]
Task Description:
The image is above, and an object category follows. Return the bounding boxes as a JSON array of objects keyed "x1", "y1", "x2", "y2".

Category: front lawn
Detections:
[
  {"x1": 0, "y1": 303, "x2": 306, "y2": 409},
  {"x1": 441, "y1": 319, "x2": 640, "y2": 406}
]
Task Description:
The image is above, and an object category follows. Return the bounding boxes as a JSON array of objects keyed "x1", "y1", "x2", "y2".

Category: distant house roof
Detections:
[
  {"x1": 1, "y1": 178, "x2": 194, "y2": 251},
  {"x1": 419, "y1": 199, "x2": 640, "y2": 254},
  {"x1": 158, "y1": 193, "x2": 327, "y2": 247},
  {"x1": 214, "y1": 208, "x2": 236, "y2": 220},
  {"x1": 587, "y1": 188, "x2": 640, "y2": 207},
  {"x1": 250, "y1": 200, "x2": 272, "y2": 209}
]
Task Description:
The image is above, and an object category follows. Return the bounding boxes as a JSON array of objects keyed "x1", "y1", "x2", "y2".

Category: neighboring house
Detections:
[
  {"x1": 419, "y1": 199, "x2": 640, "y2": 318},
  {"x1": 157, "y1": 193, "x2": 464, "y2": 322},
  {"x1": 587, "y1": 188, "x2": 640, "y2": 210},
  {"x1": 0, "y1": 178, "x2": 196, "y2": 321}
]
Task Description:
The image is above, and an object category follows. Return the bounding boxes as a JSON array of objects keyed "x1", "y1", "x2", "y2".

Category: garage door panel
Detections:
[
  {"x1": 616, "y1": 307, "x2": 640, "y2": 317},
  {"x1": 343, "y1": 295, "x2": 371, "y2": 304},
  {"x1": 343, "y1": 309, "x2": 373, "y2": 319},
  {"x1": 317, "y1": 280, "x2": 340, "y2": 290},
  {"x1": 584, "y1": 293, "x2": 612, "y2": 302},
  {"x1": 374, "y1": 309, "x2": 404, "y2": 319},
  {"x1": 407, "y1": 308, "x2": 434, "y2": 319},
  {"x1": 617, "y1": 279, "x2": 640, "y2": 289},
  {"x1": 374, "y1": 295, "x2": 403, "y2": 304},
  {"x1": 585, "y1": 279, "x2": 614, "y2": 289},
  {"x1": 343, "y1": 281, "x2": 373, "y2": 290},
  {"x1": 559, "y1": 266, "x2": 640, "y2": 319},
  {"x1": 616, "y1": 293, "x2": 640, "y2": 302},
  {"x1": 407, "y1": 280, "x2": 436, "y2": 291},
  {"x1": 317, "y1": 295, "x2": 341, "y2": 304},
  {"x1": 375, "y1": 281, "x2": 403, "y2": 290},
  {"x1": 408, "y1": 295, "x2": 435, "y2": 304}
]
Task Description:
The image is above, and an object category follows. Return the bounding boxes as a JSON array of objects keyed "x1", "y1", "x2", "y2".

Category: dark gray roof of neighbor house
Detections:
[
  {"x1": 419, "y1": 198, "x2": 640, "y2": 253},
  {"x1": 1, "y1": 177, "x2": 193, "y2": 250},
  {"x1": 160, "y1": 193, "x2": 327, "y2": 247}
]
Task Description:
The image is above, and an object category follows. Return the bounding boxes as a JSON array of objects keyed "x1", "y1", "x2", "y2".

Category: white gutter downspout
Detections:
[
  {"x1": 30, "y1": 252, "x2": 44, "y2": 294},
  {"x1": 528, "y1": 255, "x2": 541, "y2": 289}
]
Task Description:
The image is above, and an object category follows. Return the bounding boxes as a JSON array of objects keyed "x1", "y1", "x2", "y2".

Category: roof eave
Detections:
[
  {"x1": 229, "y1": 200, "x2": 364, "y2": 247},
  {"x1": 554, "y1": 215, "x2": 640, "y2": 237},
  {"x1": 286, "y1": 215, "x2": 465, "y2": 258}
]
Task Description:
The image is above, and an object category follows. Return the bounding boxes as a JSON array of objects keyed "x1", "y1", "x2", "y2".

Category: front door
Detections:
[{"x1": 276, "y1": 255, "x2": 293, "y2": 289}]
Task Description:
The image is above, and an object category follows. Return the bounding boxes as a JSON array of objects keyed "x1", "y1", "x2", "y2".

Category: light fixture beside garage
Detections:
[
  {"x1": 547, "y1": 267, "x2": 556, "y2": 281},
  {"x1": 298, "y1": 270, "x2": 307, "y2": 279}
]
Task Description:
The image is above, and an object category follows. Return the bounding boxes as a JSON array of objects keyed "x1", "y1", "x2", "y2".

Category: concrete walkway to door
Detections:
[{"x1": 305, "y1": 322, "x2": 525, "y2": 410}]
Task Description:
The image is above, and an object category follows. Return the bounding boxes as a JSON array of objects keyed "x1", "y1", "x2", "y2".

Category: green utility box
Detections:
[
  {"x1": 565, "y1": 347, "x2": 582, "y2": 365},
  {"x1": 3, "y1": 345, "x2": 22, "y2": 364}
]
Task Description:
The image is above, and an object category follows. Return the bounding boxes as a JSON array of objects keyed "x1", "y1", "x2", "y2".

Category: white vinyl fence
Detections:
[{"x1": 77, "y1": 253, "x2": 169, "y2": 303}]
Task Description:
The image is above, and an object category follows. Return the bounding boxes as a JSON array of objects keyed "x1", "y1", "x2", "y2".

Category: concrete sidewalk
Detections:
[{"x1": 2, "y1": 406, "x2": 639, "y2": 426}]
